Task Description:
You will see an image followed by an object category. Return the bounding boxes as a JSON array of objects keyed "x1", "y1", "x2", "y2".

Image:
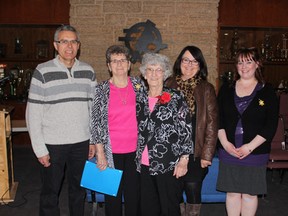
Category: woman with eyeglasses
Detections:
[
  {"x1": 136, "y1": 52, "x2": 193, "y2": 216},
  {"x1": 90, "y1": 45, "x2": 142, "y2": 216},
  {"x1": 216, "y1": 47, "x2": 278, "y2": 216},
  {"x1": 165, "y1": 46, "x2": 218, "y2": 216}
]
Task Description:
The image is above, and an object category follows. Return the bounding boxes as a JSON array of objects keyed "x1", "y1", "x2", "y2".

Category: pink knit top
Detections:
[
  {"x1": 108, "y1": 79, "x2": 137, "y2": 153},
  {"x1": 141, "y1": 96, "x2": 158, "y2": 165}
]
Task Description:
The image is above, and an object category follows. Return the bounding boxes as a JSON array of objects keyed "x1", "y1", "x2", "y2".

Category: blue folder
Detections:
[{"x1": 80, "y1": 160, "x2": 123, "y2": 197}]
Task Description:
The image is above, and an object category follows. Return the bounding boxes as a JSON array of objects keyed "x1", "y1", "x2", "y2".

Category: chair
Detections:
[
  {"x1": 279, "y1": 92, "x2": 288, "y2": 145},
  {"x1": 267, "y1": 116, "x2": 288, "y2": 182},
  {"x1": 279, "y1": 92, "x2": 288, "y2": 130},
  {"x1": 196, "y1": 157, "x2": 226, "y2": 203}
]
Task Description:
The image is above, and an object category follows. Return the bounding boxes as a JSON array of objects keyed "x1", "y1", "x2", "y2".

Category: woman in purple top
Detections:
[{"x1": 216, "y1": 47, "x2": 278, "y2": 216}]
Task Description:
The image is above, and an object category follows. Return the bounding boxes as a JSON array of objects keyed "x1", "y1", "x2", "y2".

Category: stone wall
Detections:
[{"x1": 70, "y1": 0, "x2": 219, "y2": 87}]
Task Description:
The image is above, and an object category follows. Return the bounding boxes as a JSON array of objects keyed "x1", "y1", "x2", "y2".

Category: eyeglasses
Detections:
[
  {"x1": 110, "y1": 59, "x2": 129, "y2": 64},
  {"x1": 55, "y1": 40, "x2": 80, "y2": 45},
  {"x1": 181, "y1": 57, "x2": 199, "y2": 66},
  {"x1": 146, "y1": 68, "x2": 163, "y2": 75}
]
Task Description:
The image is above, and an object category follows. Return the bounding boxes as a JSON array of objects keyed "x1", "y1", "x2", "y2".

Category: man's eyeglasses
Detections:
[
  {"x1": 110, "y1": 59, "x2": 129, "y2": 64},
  {"x1": 181, "y1": 57, "x2": 199, "y2": 66},
  {"x1": 55, "y1": 40, "x2": 80, "y2": 45}
]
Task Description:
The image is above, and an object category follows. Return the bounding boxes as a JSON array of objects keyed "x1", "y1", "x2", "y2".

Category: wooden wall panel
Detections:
[
  {"x1": 218, "y1": 0, "x2": 288, "y2": 88},
  {"x1": 0, "y1": 0, "x2": 69, "y2": 24},
  {"x1": 219, "y1": 0, "x2": 288, "y2": 27}
]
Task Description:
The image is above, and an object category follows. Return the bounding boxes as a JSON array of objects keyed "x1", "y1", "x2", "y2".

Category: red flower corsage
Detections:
[{"x1": 157, "y1": 92, "x2": 172, "y2": 104}]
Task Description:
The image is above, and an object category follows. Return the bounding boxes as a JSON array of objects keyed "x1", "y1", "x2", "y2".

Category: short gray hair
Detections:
[
  {"x1": 54, "y1": 25, "x2": 79, "y2": 41},
  {"x1": 139, "y1": 53, "x2": 172, "y2": 80}
]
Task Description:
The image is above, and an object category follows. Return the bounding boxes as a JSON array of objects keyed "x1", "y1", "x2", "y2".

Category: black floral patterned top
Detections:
[{"x1": 135, "y1": 86, "x2": 193, "y2": 175}]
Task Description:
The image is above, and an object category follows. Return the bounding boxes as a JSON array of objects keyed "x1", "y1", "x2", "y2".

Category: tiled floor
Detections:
[{"x1": 0, "y1": 144, "x2": 288, "y2": 216}]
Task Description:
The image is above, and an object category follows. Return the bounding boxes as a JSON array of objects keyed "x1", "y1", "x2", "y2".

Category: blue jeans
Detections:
[{"x1": 39, "y1": 140, "x2": 89, "y2": 216}]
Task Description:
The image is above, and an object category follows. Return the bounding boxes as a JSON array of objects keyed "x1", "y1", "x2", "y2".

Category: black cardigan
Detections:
[{"x1": 217, "y1": 82, "x2": 279, "y2": 154}]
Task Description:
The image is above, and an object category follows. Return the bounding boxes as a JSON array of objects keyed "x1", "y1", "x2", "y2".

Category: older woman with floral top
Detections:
[{"x1": 135, "y1": 53, "x2": 193, "y2": 216}]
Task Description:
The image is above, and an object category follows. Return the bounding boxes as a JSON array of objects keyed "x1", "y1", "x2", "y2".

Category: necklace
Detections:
[
  {"x1": 112, "y1": 78, "x2": 129, "y2": 105},
  {"x1": 118, "y1": 85, "x2": 129, "y2": 105}
]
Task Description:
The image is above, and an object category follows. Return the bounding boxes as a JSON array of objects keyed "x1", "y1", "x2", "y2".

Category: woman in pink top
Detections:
[{"x1": 90, "y1": 45, "x2": 143, "y2": 216}]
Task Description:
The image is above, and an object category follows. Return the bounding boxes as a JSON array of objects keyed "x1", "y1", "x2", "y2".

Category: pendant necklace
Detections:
[
  {"x1": 112, "y1": 78, "x2": 129, "y2": 105},
  {"x1": 119, "y1": 85, "x2": 129, "y2": 105}
]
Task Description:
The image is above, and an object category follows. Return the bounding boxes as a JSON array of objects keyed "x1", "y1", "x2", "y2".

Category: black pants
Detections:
[
  {"x1": 39, "y1": 140, "x2": 89, "y2": 216},
  {"x1": 104, "y1": 152, "x2": 140, "y2": 216},
  {"x1": 140, "y1": 165, "x2": 183, "y2": 216}
]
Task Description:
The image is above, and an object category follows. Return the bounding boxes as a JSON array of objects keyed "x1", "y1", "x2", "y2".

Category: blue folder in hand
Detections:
[{"x1": 80, "y1": 160, "x2": 123, "y2": 197}]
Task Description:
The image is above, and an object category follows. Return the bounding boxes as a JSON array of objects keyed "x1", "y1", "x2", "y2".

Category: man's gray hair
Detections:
[{"x1": 54, "y1": 25, "x2": 79, "y2": 41}]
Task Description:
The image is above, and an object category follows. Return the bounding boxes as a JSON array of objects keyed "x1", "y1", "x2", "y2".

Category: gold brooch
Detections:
[
  {"x1": 135, "y1": 84, "x2": 141, "y2": 90},
  {"x1": 259, "y1": 99, "x2": 264, "y2": 106}
]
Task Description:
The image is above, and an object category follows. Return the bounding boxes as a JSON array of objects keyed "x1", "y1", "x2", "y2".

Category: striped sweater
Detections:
[{"x1": 26, "y1": 56, "x2": 97, "y2": 158}]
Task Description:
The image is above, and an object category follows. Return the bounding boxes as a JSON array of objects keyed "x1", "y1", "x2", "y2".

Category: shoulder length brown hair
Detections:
[{"x1": 234, "y1": 47, "x2": 265, "y2": 84}]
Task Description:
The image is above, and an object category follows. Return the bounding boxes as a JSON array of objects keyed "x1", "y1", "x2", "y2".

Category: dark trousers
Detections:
[
  {"x1": 39, "y1": 140, "x2": 89, "y2": 216},
  {"x1": 104, "y1": 152, "x2": 140, "y2": 216},
  {"x1": 140, "y1": 165, "x2": 183, "y2": 216}
]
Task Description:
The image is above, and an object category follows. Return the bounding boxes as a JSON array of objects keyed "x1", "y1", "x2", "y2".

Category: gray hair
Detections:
[
  {"x1": 54, "y1": 25, "x2": 79, "y2": 41},
  {"x1": 139, "y1": 53, "x2": 172, "y2": 80},
  {"x1": 106, "y1": 45, "x2": 130, "y2": 63}
]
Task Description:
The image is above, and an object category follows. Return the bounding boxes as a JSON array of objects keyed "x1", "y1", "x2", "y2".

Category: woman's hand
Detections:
[
  {"x1": 236, "y1": 144, "x2": 253, "y2": 159},
  {"x1": 223, "y1": 141, "x2": 242, "y2": 158},
  {"x1": 88, "y1": 145, "x2": 96, "y2": 159},
  {"x1": 95, "y1": 144, "x2": 108, "y2": 170},
  {"x1": 236, "y1": 135, "x2": 265, "y2": 159},
  {"x1": 218, "y1": 129, "x2": 241, "y2": 158},
  {"x1": 173, "y1": 156, "x2": 189, "y2": 179},
  {"x1": 96, "y1": 151, "x2": 108, "y2": 170},
  {"x1": 201, "y1": 159, "x2": 211, "y2": 168}
]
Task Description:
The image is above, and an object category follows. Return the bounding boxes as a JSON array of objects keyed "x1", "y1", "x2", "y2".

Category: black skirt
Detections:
[{"x1": 216, "y1": 161, "x2": 267, "y2": 195}]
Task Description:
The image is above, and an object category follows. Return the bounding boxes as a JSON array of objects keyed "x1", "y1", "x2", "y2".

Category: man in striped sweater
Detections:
[{"x1": 26, "y1": 25, "x2": 97, "y2": 216}]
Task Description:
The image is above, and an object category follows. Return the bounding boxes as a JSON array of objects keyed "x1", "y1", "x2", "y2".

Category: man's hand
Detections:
[{"x1": 38, "y1": 154, "x2": 51, "y2": 167}]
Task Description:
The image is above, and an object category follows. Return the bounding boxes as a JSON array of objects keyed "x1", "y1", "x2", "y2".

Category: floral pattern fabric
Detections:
[{"x1": 135, "y1": 87, "x2": 193, "y2": 175}]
